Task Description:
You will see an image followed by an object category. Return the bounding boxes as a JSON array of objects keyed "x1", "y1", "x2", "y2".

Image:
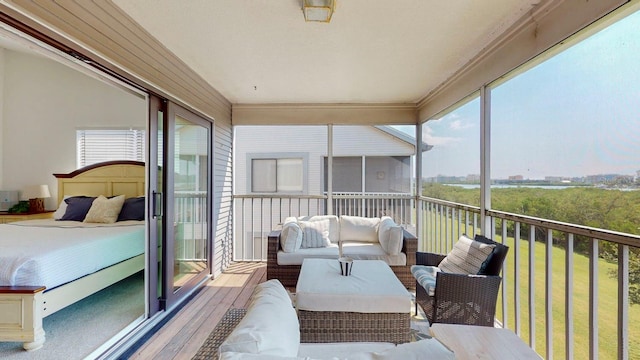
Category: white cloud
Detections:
[{"x1": 422, "y1": 124, "x2": 462, "y2": 146}]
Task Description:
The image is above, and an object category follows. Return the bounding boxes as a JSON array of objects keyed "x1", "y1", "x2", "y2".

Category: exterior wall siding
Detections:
[
  {"x1": 212, "y1": 115, "x2": 233, "y2": 278},
  {"x1": 234, "y1": 125, "x2": 414, "y2": 196}
]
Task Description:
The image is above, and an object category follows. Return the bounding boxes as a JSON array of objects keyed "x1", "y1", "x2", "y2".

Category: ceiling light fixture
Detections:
[{"x1": 302, "y1": 0, "x2": 335, "y2": 23}]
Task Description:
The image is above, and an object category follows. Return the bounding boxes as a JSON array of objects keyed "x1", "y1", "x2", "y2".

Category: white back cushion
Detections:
[
  {"x1": 219, "y1": 280, "x2": 299, "y2": 357},
  {"x1": 339, "y1": 215, "x2": 380, "y2": 242},
  {"x1": 377, "y1": 216, "x2": 403, "y2": 255}
]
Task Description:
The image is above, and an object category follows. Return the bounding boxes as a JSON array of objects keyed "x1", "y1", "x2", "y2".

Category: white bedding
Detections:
[{"x1": 0, "y1": 219, "x2": 145, "y2": 289}]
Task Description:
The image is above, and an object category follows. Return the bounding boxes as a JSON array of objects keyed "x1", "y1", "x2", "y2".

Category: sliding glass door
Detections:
[{"x1": 153, "y1": 101, "x2": 212, "y2": 309}]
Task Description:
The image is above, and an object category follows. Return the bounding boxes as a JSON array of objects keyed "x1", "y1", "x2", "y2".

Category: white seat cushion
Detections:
[
  {"x1": 296, "y1": 259, "x2": 410, "y2": 313},
  {"x1": 277, "y1": 244, "x2": 340, "y2": 265},
  {"x1": 411, "y1": 265, "x2": 440, "y2": 296},
  {"x1": 341, "y1": 242, "x2": 406, "y2": 266},
  {"x1": 298, "y1": 342, "x2": 396, "y2": 359}
]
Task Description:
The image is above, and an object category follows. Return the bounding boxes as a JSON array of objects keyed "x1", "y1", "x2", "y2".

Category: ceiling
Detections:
[{"x1": 110, "y1": 0, "x2": 543, "y2": 105}]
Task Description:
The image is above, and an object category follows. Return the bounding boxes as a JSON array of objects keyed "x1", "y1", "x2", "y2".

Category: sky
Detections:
[{"x1": 406, "y1": 9, "x2": 640, "y2": 180}]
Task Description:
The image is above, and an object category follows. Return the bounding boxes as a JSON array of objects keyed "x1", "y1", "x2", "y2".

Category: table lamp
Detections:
[{"x1": 21, "y1": 185, "x2": 51, "y2": 213}]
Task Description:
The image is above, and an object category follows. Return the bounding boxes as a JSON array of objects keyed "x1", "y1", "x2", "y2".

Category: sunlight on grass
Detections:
[{"x1": 493, "y1": 236, "x2": 639, "y2": 360}]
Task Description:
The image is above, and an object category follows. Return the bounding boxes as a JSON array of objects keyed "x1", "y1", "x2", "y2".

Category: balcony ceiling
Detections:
[{"x1": 111, "y1": 0, "x2": 542, "y2": 105}]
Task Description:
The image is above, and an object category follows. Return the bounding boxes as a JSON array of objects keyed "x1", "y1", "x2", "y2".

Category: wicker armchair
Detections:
[{"x1": 414, "y1": 235, "x2": 509, "y2": 327}]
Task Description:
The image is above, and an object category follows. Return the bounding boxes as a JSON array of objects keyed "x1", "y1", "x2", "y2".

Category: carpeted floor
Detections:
[{"x1": 0, "y1": 271, "x2": 145, "y2": 360}]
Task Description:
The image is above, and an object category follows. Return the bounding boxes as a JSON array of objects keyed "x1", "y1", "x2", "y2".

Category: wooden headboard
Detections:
[{"x1": 53, "y1": 161, "x2": 146, "y2": 203}]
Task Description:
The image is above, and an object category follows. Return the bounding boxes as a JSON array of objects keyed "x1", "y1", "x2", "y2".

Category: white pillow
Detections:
[
  {"x1": 280, "y1": 221, "x2": 303, "y2": 253},
  {"x1": 377, "y1": 216, "x2": 403, "y2": 255},
  {"x1": 438, "y1": 235, "x2": 495, "y2": 274},
  {"x1": 299, "y1": 219, "x2": 332, "y2": 248},
  {"x1": 304, "y1": 215, "x2": 340, "y2": 243},
  {"x1": 339, "y1": 215, "x2": 380, "y2": 242},
  {"x1": 52, "y1": 196, "x2": 71, "y2": 220},
  {"x1": 219, "y1": 280, "x2": 299, "y2": 357},
  {"x1": 83, "y1": 195, "x2": 125, "y2": 224}
]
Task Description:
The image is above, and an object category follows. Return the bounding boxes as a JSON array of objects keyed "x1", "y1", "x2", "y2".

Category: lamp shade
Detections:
[{"x1": 21, "y1": 185, "x2": 51, "y2": 200}]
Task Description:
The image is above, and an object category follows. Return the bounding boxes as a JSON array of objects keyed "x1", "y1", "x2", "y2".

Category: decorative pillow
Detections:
[
  {"x1": 303, "y1": 215, "x2": 339, "y2": 243},
  {"x1": 299, "y1": 219, "x2": 331, "y2": 248},
  {"x1": 280, "y1": 221, "x2": 303, "y2": 253},
  {"x1": 219, "y1": 280, "x2": 299, "y2": 357},
  {"x1": 339, "y1": 215, "x2": 380, "y2": 242},
  {"x1": 83, "y1": 195, "x2": 126, "y2": 224},
  {"x1": 59, "y1": 196, "x2": 96, "y2": 221},
  {"x1": 52, "y1": 195, "x2": 72, "y2": 220},
  {"x1": 117, "y1": 196, "x2": 145, "y2": 221},
  {"x1": 377, "y1": 216, "x2": 403, "y2": 255},
  {"x1": 438, "y1": 234, "x2": 495, "y2": 274}
]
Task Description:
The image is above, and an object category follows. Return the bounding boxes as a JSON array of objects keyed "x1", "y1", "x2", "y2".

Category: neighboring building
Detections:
[
  {"x1": 234, "y1": 125, "x2": 429, "y2": 197},
  {"x1": 233, "y1": 125, "x2": 430, "y2": 259}
]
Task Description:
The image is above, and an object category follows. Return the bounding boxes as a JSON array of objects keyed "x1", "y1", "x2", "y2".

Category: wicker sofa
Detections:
[{"x1": 267, "y1": 215, "x2": 417, "y2": 288}]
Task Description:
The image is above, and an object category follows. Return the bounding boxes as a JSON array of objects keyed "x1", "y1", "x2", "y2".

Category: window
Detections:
[
  {"x1": 77, "y1": 129, "x2": 145, "y2": 168},
  {"x1": 251, "y1": 158, "x2": 303, "y2": 193},
  {"x1": 421, "y1": 96, "x2": 481, "y2": 206}
]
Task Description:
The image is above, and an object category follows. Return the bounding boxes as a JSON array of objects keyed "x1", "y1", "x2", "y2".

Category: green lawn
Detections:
[{"x1": 492, "y1": 236, "x2": 640, "y2": 360}]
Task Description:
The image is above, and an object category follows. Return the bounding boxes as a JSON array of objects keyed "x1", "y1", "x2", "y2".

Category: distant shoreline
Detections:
[{"x1": 441, "y1": 183, "x2": 639, "y2": 190}]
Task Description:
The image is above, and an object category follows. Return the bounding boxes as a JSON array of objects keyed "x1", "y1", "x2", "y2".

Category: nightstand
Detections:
[{"x1": 0, "y1": 211, "x2": 54, "y2": 224}]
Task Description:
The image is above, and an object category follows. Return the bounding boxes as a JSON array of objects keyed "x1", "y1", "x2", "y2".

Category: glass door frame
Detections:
[{"x1": 162, "y1": 101, "x2": 213, "y2": 309}]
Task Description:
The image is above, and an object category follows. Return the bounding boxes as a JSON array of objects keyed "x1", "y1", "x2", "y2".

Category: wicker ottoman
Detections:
[{"x1": 296, "y1": 258, "x2": 411, "y2": 344}]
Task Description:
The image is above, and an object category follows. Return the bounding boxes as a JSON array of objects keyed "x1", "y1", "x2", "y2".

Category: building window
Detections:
[
  {"x1": 77, "y1": 129, "x2": 145, "y2": 168},
  {"x1": 251, "y1": 158, "x2": 303, "y2": 193}
]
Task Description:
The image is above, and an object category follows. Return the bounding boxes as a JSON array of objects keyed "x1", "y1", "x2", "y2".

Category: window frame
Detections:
[
  {"x1": 76, "y1": 128, "x2": 146, "y2": 168},
  {"x1": 246, "y1": 152, "x2": 308, "y2": 194}
]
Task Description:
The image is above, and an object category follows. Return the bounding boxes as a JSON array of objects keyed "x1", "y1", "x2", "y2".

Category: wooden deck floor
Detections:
[{"x1": 129, "y1": 262, "x2": 267, "y2": 360}]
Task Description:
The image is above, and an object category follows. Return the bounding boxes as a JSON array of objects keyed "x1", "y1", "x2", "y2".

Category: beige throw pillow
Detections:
[
  {"x1": 438, "y1": 234, "x2": 495, "y2": 274},
  {"x1": 83, "y1": 195, "x2": 125, "y2": 224}
]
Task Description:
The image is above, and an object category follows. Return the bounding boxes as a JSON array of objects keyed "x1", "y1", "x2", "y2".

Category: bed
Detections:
[{"x1": 0, "y1": 161, "x2": 146, "y2": 351}]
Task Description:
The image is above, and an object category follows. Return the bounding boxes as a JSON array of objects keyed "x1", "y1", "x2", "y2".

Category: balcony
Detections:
[{"x1": 231, "y1": 192, "x2": 639, "y2": 360}]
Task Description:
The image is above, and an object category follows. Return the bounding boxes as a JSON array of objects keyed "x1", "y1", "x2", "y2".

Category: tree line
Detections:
[{"x1": 423, "y1": 183, "x2": 640, "y2": 304}]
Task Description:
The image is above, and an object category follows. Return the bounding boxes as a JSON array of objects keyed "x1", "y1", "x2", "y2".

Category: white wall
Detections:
[{"x1": 1, "y1": 50, "x2": 146, "y2": 210}]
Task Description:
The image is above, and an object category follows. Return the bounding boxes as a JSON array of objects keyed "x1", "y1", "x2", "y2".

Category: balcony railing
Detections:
[
  {"x1": 232, "y1": 193, "x2": 415, "y2": 261},
  {"x1": 419, "y1": 195, "x2": 639, "y2": 360},
  {"x1": 231, "y1": 193, "x2": 639, "y2": 359}
]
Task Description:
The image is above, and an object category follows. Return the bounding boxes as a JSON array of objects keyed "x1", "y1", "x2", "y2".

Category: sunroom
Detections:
[{"x1": 0, "y1": 1, "x2": 638, "y2": 359}]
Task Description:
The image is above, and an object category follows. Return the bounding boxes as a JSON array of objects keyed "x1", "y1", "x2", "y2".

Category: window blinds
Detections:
[{"x1": 77, "y1": 129, "x2": 145, "y2": 167}]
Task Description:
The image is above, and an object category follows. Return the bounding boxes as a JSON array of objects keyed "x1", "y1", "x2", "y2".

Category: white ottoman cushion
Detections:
[{"x1": 296, "y1": 259, "x2": 410, "y2": 313}]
